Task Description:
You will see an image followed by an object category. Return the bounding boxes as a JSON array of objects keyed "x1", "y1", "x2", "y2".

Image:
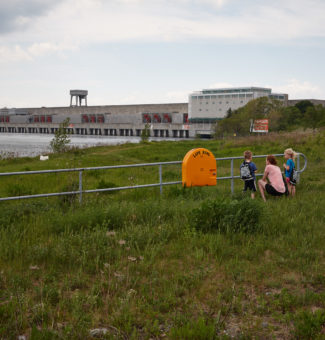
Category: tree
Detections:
[
  {"x1": 140, "y1": 123, "x2": 150, "y2": 143},
  {"x1": 303, "y1": 105, "x2": 325, "y2": 131},
  {"x1": 294, "y1": 100, "x2": 314, "y2": 114},
  {"x1": 50, "y1": 118, "x2": 71, "y2": 153},
  {"x1": 214, "y1": 97, "x2": 283, "y2": 137}
]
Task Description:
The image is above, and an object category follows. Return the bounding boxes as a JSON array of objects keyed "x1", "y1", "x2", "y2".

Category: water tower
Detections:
[{"x1": 70, "y1": 90, "x2": 88, "y2": 106}]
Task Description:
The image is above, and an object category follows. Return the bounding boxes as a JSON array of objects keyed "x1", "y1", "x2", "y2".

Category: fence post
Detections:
[
  {"x1": 297, "y1": 153, "x2": 300, "y2": 184},
  {"x1": 79, "y1": 170, "x2": 83, "y2": 203},
  {"x1": 159, "y1": 164, "x2": 163, "y2": 195},
  {"x1": 231, "y1": 158, "x2": 234, "y2": 194}
]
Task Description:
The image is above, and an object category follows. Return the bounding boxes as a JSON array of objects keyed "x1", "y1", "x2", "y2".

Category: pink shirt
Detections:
[{"x1": 264, "y1": 164, "x2": 285, "y2": 193}]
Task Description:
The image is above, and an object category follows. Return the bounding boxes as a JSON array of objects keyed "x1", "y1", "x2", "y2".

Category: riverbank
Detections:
[{"x1": 0, "y1": 131, "x2": 324, "y2": 339}]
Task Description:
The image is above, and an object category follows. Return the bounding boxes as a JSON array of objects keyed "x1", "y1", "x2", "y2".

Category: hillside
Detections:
[{"x1": 0, "y1": 130, "x2": 325, "y2": 339}]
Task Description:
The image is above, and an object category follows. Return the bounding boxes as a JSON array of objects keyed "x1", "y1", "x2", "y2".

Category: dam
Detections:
[{"x1": 0, "y1": 90, "x2": 215, "y2": 139}]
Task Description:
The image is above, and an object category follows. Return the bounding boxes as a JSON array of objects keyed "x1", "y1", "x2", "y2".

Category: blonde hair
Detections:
[
  {"x1": 244, "y1": 150, "x2": 252, "y2": 160},
  {"x1": 284, "y1": 148, "x2": 297, "y2": 159}
]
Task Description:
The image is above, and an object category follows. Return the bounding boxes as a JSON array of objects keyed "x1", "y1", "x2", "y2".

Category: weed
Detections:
[
  {"x1": 191, "y1": 197, "x2": 264, "y2": 233},
  {"x1": 292, "y1": 309, "x2": 325, "y2": 339}
]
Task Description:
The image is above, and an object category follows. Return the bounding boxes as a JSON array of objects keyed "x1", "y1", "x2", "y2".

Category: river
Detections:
[{"x1": 0, "y1": 134, "x2": 142, "y2": 158}]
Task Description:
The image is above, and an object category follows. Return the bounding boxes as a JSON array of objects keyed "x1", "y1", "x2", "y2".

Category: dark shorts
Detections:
[
  {"x1": 243, "y1": 179, "x2": 256, "y2": 192},
  {"x1": 265, "y1": 183, "x2": 284, "y2": 196}
]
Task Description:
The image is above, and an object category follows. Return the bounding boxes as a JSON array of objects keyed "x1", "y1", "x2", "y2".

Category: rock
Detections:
[{"x1": 89, "y1": 328, "x2": 108, "y2": 337}]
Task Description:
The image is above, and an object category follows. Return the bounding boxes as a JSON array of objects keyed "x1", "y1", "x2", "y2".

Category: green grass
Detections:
[{"x1": 0, "y1": 130, "x2": 325, "y2": 339}]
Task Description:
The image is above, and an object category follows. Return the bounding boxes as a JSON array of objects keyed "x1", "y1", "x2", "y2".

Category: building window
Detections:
[
  {"x1": 183, "y1": 113, "x2": 189, "y2": 123},
  {"x1": 153, "y1": 114, "x2": 161, "y2": 123},
  {"x1": 163, "y1": 114, "x2": 172, "y2": 123},
  {"x1": 97, "y1": 115, "x2": 104, "y2": 123},
  {"x1": 142, "y1": 113, "x2": 151, "y2": 123}
]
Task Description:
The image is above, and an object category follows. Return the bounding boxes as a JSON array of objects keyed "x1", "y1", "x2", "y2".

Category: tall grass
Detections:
[{"x1": 0, "y1": 130, "x2": 324, "y2": 338}]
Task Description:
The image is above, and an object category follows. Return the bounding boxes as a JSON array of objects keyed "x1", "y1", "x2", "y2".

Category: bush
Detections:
[
  {"x1": 191, "y1": 197, "x2": 264, "y2": 233},
  {"x1": 293, "y1": 309, "x2": 325, "y2": 339}
]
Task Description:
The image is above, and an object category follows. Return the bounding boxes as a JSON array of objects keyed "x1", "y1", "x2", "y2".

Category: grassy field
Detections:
[{"x1": 0, "y1": 130, "x2": 325, "y2": 339}]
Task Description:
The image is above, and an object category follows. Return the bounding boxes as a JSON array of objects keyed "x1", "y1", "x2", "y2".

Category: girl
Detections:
[
  {"x1": 283, "y1": 148, "x2": 297, "y2": 197},
  {"x1": 258, "y1": 155, "x2": 286, "y2": 202}
]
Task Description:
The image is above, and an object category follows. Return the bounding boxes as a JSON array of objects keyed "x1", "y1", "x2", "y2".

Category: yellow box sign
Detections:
[{"x1": 182, "y1": 148, "x2": 217, "y2": 187}]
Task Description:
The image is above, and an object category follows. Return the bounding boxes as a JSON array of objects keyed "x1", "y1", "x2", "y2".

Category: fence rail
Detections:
[{"x1": 0, "y1": 153, "x2": 307, "y2": 202}]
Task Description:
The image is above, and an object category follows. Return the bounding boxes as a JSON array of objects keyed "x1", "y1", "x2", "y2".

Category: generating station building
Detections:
[{"x1": 0, "y1": 86, "x2": 313, "y2": 139}]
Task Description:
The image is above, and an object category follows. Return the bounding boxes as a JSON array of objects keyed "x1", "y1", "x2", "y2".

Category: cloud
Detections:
[
  {"x1": 272, "y1": 79, "x2": 324, "y2": 99},
  {"x1": 0, "y1": 0, "x2": 64, "y2": 33},
  {"x1": 1, "y1": 0, "x2": 325, "y2": 63}
]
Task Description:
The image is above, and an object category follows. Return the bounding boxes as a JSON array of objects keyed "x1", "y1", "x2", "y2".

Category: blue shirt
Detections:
[{"x1": 285, "y1": 159, "x2": 295, "y2": 178}]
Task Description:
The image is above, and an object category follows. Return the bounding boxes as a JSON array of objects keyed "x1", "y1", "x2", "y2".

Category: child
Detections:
[
  {"x1": 240, "y1": 150, "x2": 257, "y2": 199},
  {"x1": 283, "y1": 148, "x2": 296, "y2": 197}
]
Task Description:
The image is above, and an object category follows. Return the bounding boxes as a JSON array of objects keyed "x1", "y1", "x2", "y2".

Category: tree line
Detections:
[{"x1": 214, "y1": 98, "x2": 325, "y2": 137}]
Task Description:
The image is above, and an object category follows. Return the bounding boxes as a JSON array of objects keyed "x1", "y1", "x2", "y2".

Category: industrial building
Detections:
[
  {"x1": 188, "y1": 87, "x2": 288, "y2": 121},
  {"x1": 0, "y1": 87, "x2": 302, "y2": 139}
]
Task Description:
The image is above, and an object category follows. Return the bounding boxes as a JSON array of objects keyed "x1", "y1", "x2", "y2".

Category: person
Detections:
[
  {"x1": 258, "y1": 155, "x2": 286, "y2": 202},
  {"x1": 240, "y1": 150, "x2": 257, "y2": 199},
  {"x1": 283, "y1": 148, "x2": 296, "y2": 197}
]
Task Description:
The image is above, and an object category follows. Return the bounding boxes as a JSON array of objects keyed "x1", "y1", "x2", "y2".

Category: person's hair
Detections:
[
  {"x1": 267, "y1": 155, "x2": 277, "y2": 165},
  {"x1": 284, "y1": 148, "x2": 297, "y2": 159},
  {"x1": 244, "y1": 150, "x2": 252, "y2": 160}
]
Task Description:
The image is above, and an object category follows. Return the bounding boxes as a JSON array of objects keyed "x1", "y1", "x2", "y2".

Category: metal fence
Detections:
[{"x1": 0, "y1": 152, "x2": 307, "y2": 203}]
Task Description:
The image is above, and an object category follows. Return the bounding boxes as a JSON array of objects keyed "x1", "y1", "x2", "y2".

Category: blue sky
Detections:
[{"x1": 1, "y1": 0, "x2": 325, "y2": 108}]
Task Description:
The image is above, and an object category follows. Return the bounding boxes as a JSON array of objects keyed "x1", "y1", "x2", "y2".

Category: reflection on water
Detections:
[
  {"x1": 0, "y1": 134, "x2": 185, "y2": 158},
  {"x1": 0, "y1": 134, "x2": 141, "y2": 158}
]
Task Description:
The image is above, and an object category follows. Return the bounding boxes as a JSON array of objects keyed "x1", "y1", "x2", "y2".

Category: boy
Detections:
[{"x1": 240, "y1": 150, "x2": 257, "y2": 199}]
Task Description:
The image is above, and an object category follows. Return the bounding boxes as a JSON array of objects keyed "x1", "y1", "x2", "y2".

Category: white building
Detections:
[{"x1": 189, "y1": 87, "x2": 288, "y2": 121}]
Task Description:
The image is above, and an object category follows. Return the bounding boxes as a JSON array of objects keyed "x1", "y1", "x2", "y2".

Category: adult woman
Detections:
[{"x1": 258, "y1": 155, "x2": 285, "y2": 202}]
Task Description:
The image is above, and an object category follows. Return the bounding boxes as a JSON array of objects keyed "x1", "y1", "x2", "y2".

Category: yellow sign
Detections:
[{"x1": 182, "y1": 148, "x2": 217, "y2": 187}]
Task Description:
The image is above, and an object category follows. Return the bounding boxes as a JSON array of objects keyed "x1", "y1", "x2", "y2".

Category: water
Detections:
[{"x1": 0, "y1": 134, "x2": 141, "y2": 158}]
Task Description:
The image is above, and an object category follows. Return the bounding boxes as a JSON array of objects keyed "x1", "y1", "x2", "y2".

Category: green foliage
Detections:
[
  {"x1": 96, "y1": 179, "x2": 118, "y2": 194},
  {"x1": 303, "y1": 105, "x2": 325, "y2": 131},
  {"x1": 215, "y1": 97, "x2": 283, "y2": 137},
  {"x1": 50, "y1": 118, "x2": 71, "y2": 153},
  {"x1": 294, "y1": 100, "x2": 314, "y2": 114},
  {"x1": 214, "y1": 98, "x2": 325, "y2": 136},
  {"x1": 169, "y1": 317, "x2": 218, "y2": 339},
  {"x1": 191, "y1": 197, "x2": 264, "y2": 233},
  {"x1": 141, "y1": 123, "x2": 150, "y2": 142},
  {"x1": 293, "y1": 309, "x2": 325, "y2": 339}
]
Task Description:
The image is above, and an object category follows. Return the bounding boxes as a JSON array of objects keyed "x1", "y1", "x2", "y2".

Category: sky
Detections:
[{"x1": 1, "y1": 0, "x2": 325, "y2": 108}]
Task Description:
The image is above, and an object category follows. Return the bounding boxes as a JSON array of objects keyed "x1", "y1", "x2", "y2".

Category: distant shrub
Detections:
[
  {"x1": 50, "y1": 118, "x2": 71, "y2": 153},
  {"x1": 58, "y1": 181, "x2": 79, "y2": 206},
  {"x1": 5, "y1": 182, "x2": 35, "y2": 197},
  {"x1": 96, "y1": 179, "x2": 118, "y2": 194},
  {"x1": 191, "y1": 197, "x2": 263, "y2": 233}
]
